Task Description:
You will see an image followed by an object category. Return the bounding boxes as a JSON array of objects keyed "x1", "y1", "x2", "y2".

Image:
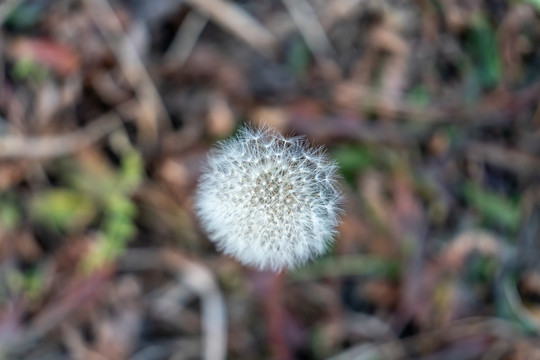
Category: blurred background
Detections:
[{"x1": 1, "y1": 0, "x2": 540, "y2": 359}]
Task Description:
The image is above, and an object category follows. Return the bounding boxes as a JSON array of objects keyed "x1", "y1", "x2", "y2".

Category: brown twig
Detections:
[
  {"x1": 268, "y1": 0, "x2": 366, "y2": 41},
  {"x1": 0, "y1": 269, "x2": 111, "y2": 356},
  {"x1": 0, "y1": 112, "x2": 123, "y2": 159},
  {"x1": 164, "y1": 11, "x2": 209, "y2": 66},
  {"x1": 183, "y1": 0, "x2": 279, "y2": 58},
  {"x1": 333, "y1": 80, "x2": 540, "y2": 124},
  {"x1": 467, "y1": 142, "x2": 540, "y2": 178},
  {"x1": 328, "y1": 317, "x2": 525, "y2": 360},
  {"x1": 119, "y1": 248, "x2": 227, "y2": 360},
  {"x1": 280, "y1": 0, "x2": 335, "y2": 59},
  {"x1": 83, "y1": 0, "x2": 172, "y2": 146}
]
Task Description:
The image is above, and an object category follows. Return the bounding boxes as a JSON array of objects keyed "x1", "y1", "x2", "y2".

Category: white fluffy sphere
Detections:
[{"x1": 195, "y1": 126, "x2": 342, "y2": 271}]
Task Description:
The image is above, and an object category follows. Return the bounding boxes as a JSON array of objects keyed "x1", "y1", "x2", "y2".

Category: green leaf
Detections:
[
  {"x1": 5, "y1": 268, "x2": 45, "y2": 300},
  {"x1": 31, "y1": 189, "x2": 96, "y2": 232},
  {"x1": 104, "y1": 214, "x2": 137, "y2": 242},
  {"x1": 465, "y1": 13, "x2": 502, "y2": 89},
  {"x1": 332, "y1": 145, "x2": 377, "y2": 183},
  {"x1": 119, "y1": 150, "x2": 143, "y2": 191},
  {"x1": 463, "y1": 182, "x2": 521, "y2": 231},
  {"x1": 290, "y1": 255, "x2": 400, "y2": 282},
  {"x1": 21, "y1": 269, "x2": 45, "y2": 300},
  {"x1": 11, "y1": 58, "x2": 49, "y2": 84},
  {"x1": 287, "y1": 37, "x2": 311, "y2": 78},
  {"x1": 0, "y1": 195, "x2": 20, "y2": 230},
  {"x1": 106, "y1": 195, "x2": 137, "y2": 217},
  {"x1": 464, "y1": 254, "x2": 498, "y2": 284},
  {"x1": 408, "y1": 85, "x2": 431, "y2": 107}
]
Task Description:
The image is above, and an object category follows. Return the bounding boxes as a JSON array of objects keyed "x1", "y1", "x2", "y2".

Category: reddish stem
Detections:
[{"x1": 263, "y1": 270, "x2": 292, "y2": 360}]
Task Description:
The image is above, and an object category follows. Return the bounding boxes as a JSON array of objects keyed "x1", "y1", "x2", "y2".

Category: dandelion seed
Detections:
[{"x1": 195, "y1": 126, "x2": 343, "y2": 271}]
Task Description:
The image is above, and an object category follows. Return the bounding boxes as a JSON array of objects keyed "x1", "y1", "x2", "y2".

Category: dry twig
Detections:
[
  {"x1": 329, "y1": 317, "x2": 525, "y2": 360},
  {"x1": 182, "y1": 0, "x2": 279, "y2": 58},
  {"x1": 333, "y1": 80, "x2": 540, "y2": 124},
  {"x1": 83, "y1": 0, "x2": 172, "y2": 145},
  {"x1": 119, "y1": 248, "x2": 227, "y2": 360},
  {"x1": 467, "y1": 142, "x2": 540, "y2": 178},
  {"x1": 280, "y1": 0, "x2": 335, "y2": 59},
  {"x1": 164, "y1": 11, "x2": 209, "y2": 65},
  {"x1": 268, "y1": 0, "x2": 366, "y2": 40},
  {"x1": 0, "y1": 112, "x2": 123, "y2": 159},
  {"x1": 0, "y1": 269, "x2": 111, "y2": 356}
]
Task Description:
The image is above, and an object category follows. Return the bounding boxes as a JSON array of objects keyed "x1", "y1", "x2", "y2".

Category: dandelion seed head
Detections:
[{"x1": 195, "y1": 126, "x2": 342, "y2": 271}]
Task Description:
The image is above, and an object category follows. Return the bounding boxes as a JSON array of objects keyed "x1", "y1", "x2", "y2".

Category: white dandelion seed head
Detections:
[{"x1": 195, "y1": 126, "x2": 343, "y2": 271}]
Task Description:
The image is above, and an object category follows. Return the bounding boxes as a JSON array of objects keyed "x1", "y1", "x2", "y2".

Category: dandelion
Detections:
[{"x1": 195, "y1": 126, "x2": 342, "y2": 271}]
